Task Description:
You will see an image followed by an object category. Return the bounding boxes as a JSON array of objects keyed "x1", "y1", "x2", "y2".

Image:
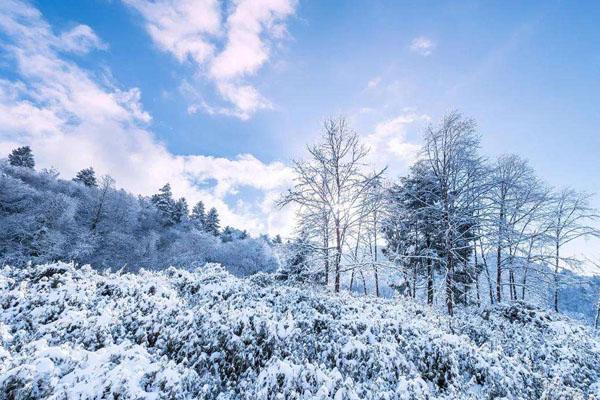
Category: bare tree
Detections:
[
  {"x1": 486, "y1": 155, "x2": 550, "y2": 302},
  {"x1": 91, "y1": 175, "x2": 115, "y2": 231},
  {"x1": 547, "y1": 189, "x2": 599, "y2": 312},
  {"x1": 422, "y1": 112, "x2": 487, "y2": 315},
  {"x1": 279, "y1": 118, "x2": 385, "y2": 292}
]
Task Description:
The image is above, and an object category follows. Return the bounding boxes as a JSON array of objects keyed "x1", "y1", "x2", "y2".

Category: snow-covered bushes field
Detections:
[{"x1": 1, "y1": 262, "x2": 599, "y2": 399}]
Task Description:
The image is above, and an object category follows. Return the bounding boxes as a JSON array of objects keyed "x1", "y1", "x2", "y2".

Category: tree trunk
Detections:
[
  {"x1": 412, "y1": 264, "x2": 417, "y2": 298},
  {"x1": 360, "y1": 271, "x2": 367, "y2": 295},
  {"x1": 373, "y1": 216, "x2": 379, "y2": 297},
  {"x1": 373, "y1": 267, "x2": 380, "y2": 298},
  {"x1": 479, "y1": 239, "x2": 495, "y2": 304},
  {"x1": 521, "y1": 242, "x2": 533, "y2": 300},
  {"x1": 323, "y1": 231, "x2": 329, "y2": 286},
  {"x1": 496, "y1": 206, "x2": 504, "y2": 303},
  {"x1": 426, "y1": 236, "x2": 434, "y2": 305},
  {"x1": 473, "y1": 241, "x2": 481, "y2": 306},
  {"x1": 554, "y1": 241, "x2": 560, "y2": 312},
  {"x1": 446, "y1": 255, "x2": 454, "y2": 316},
  {"x1": 427, "y1": 260, "x2": 434, "y2": 305},
  {"x1": 496, "y1": 244, "x2": 502, "y2": 303},
  {"x1": 509, "y1": 270, "x2": 516, "y2": 301},
  {"x1": 334, "y1": 222, "x2": 342, "y2": 293}
]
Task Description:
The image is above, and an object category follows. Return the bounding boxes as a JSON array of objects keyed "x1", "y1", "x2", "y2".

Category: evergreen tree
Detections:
[
  {"x1": 190, "y1": 201, "x2": 206, "y2": 229},
  {"x1": 221, "y1": 226, "x2": 235, "y2": 242},
  {"x1": 173, "y1": 197, "x2": 189, "y2": 224},
  {"x1": 281, "y1": 229, "x2": 320, "y2": 282},
  {"x1": 151, "y1": 183, "x2": 176, "y2": 226},
  {"x1": 204, "y1": 207, "x2": 220, "y2": 236},
  {"x1": 8, "y1": 146, "x2": 35, "y2": 168},
  {"x1": 73, "y1": 167, "x2": 97, "y2": 187},
  {"x1": 383, "y1": 161, "x2": 444, "y2": 304}
]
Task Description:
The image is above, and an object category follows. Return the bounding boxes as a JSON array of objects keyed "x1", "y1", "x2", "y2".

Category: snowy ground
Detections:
[{"x1": 1, "y1": 262, "x2": 599, "y2": 399}]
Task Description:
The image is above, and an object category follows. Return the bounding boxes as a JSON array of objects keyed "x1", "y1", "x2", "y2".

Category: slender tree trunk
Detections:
[
  {"x1": 425, "y1": 237, "x2": 434, "y2": 304},
  {"x1": 473, "y1": 241, "x2": 481, "y2": 306},
  {"x1": 521, "y1": 242, "x2": 533, "y2": 300},
  {"x1": 360, "y1": 271, "x2": 367, "y2": 295},
  {"x1": 446, "y1": 257, "x2": 454, "y2": 316},
  {"x1": 509, "y1": 270, "x2": 516, "y2": 301},
  {"x1": 323, "y1": 223, "x2": 329, "y2": 286},
  {"x1": 373, "y1": 214, "x2": 379, "y2": 297},
  {"x1": 554, "y1": 240, "x2": 560, "y2": 312},
  {"x1": 496, "y1": 244, "x2": 502, "y2": 303},
  {"x1": 478, "y1": 239, "x2": 495, "y2": 304},
  {"x1": 412, "y1": 264, "x2": 417, "y2": 298},
  {"x1": 496, "y1": 206, "x2": 504, "y2": 303},
  {"x1": 427, "y1": 262, "x2": 434, "y2": 305},
  {"x1": 349, "y1": 270, "x2": 355, "y2": 292},
  {"x1": 334, "y1": 221, "x2": 342, "y2": 293}
]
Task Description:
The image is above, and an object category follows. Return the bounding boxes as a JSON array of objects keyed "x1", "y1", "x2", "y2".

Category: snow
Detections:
[{"x1": 0, "y1": 261, "x2": 599, "y2": 399}]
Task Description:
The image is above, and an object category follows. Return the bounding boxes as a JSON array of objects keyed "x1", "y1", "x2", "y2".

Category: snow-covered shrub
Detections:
[{"x1": 1, "y1": 262, "x2": 599, "y2": 399}]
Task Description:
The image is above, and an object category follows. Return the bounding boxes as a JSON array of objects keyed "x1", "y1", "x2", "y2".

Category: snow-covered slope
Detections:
[{"x1": 0, "y1": 263, "x2": 599, "y2": 399}]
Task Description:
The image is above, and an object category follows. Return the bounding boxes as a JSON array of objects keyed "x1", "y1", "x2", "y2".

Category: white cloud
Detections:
[
  {"x1": 122, "y1": 0, "x2": 220, "y2": 64},
  {"x1": 123, "y1": 0, "x2": 297, "y2": 119},
  {"x1": 409, "y1": 36, "x2": 435, "y2": 56},
  {"x1": 59, "y1": 24, "x2": 108, "y2": 54},
  {"x1": 364, "y1": 112, "x2": 429, "y2": 173},
  {"x1": 0, "y1": 0, "x2": 294, "y2": 236}
]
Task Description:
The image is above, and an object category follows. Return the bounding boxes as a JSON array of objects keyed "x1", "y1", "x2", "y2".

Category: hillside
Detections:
[{"x1": 1, "y1": 262, "x2": 599, "y2": 399}]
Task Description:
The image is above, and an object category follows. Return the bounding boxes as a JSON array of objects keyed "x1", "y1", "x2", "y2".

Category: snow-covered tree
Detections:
[
  {"x1": 173, "y1": 197, "x2": 189, "y2": 224},
  {"x1": 484, "y1": 155, "x2": 550, "y2": 302},
  {"x1": 421, "y1": 112, "x2": 487, "y2": 315},
  {"x1": 90, "y1": 175, "x2": 115, "y2": 231},
  {"x1": 279, "y1": 117, "x2": 385, "y2": 292},
  {"x1": 8, "y1": 146, "x2": 35, "y2": 168},
  {"x1": 151, "y1": 183, "x2": 177, "y2": 226},
  {"x1": 73, "y1": 167, "x2": 98, "y2": 187},
  {"x1": 190, "y1": 200, "x2": 206, "y2": 230},
  {"x1": 547, "y1": 189, "x2": 599, "y2": 312},
  {"x1": 205, "y1": 207, "x2": 220, "y2": 236},
  {"x1": 383, "y1": 161, "x2": 444, "y2": 304}
]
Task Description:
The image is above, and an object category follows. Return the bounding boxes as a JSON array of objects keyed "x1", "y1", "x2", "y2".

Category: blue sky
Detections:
[{"x1": 0, "y1": 0, "x2": 599, "y2": 243}]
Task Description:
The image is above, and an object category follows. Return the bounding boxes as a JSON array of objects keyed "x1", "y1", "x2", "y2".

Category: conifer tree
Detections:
[
  {"x1": 190, "y1": 201, "x2": 206, "y2": 229},
  {"x1": 151, "y1": 183, "x2": 176, "y2": 226},
  {"x1": 173, "y1": 197, "x2": 189, "y2": 224},
  {"x1": 73, "y1": 167, "x2": 97, "y2": 187},
  {"x1": 205, "y1": 207, "x2": 220, "y2": 236},
  {"x1": 8, "y1": 146, "x2": 35, "y2": 168}
]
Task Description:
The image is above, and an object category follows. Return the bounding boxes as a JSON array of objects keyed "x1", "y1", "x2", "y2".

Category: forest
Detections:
[{"x1": 1, "y1": 112, "x2": 599, "y2": 324}]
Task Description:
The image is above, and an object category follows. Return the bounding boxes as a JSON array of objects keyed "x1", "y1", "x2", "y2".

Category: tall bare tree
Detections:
[
  {"x1": 547, "y1": 189, "x2": 599, "y2": 312},
  {"x1": 487, "y1": 155, "x2": 550, "y2": 302},
  {"x1": 279, "y1": 118, "x2": 385, "y2": 292},
  {"x1": 422, "y1": 112, "x2": 487, "y2": 315}
]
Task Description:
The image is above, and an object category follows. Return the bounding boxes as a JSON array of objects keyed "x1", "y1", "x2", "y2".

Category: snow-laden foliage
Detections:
[
  {"x1": 1, "y1": 262, "x2": 599, "y2": 399},
  {"x1": 0, "y1": 162, "x2": 278, "y2": 276}
]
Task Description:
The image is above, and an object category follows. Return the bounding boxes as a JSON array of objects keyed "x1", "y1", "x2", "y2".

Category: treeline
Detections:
[
  {"x1": 281, "y1": 113, "x2": 599, "y2": 318},
  {"x1": 0, "y1": 146, "x2": 278, "y2": 275}
]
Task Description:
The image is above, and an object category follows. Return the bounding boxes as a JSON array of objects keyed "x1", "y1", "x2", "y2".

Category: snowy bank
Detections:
[{"x1": 0, "y1": 262, "x2": 599, "y2": 399}]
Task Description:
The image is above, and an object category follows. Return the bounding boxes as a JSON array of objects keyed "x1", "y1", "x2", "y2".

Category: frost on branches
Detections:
[{"x1": 1, "y1": 262, "x2": 599, "y2": 399}]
